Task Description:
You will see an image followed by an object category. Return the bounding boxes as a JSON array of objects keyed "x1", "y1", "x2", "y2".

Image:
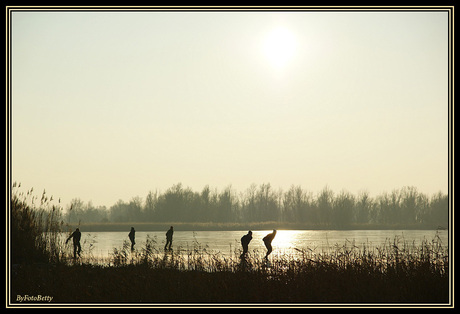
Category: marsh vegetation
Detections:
[{"x1": 9, "y1": 184, "x2": 450, "y2": 304}]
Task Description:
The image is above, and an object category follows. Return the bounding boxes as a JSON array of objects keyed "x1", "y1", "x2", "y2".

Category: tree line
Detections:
[{"x1": 64, "y1": 183, "x2": 449, "y2": 228}]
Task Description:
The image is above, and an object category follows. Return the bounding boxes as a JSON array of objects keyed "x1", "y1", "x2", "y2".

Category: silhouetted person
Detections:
[
  {"x1": 165, "y1": 226, "x2": 173, "y2": 250},
  {"x1": 66, "y1": 228, "x2": 81, "y2": 258},
  {"x1": 263, "y1": 230, "x2": 277, "y2": 259},
  {"x1": 240, "y1": 230, "x2": 253, "y2": 257},
  {"x1": 128, "y1": 227, "x2": 135, "y2": 251}
]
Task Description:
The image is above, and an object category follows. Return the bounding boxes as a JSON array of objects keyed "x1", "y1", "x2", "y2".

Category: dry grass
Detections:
[
  {"x1": 11, "y1": 233, "x2": 449, "y2": 303},
  {"x1": 9, "y1": 186, "x2": 450, "y2": 304}
]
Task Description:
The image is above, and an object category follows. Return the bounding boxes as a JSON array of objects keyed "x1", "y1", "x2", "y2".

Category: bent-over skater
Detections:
[
  {"x1": 263, "y1": 230, "x2": 277, "y2": 259},
  {"x1": 240, "y1": 230, "x2": 253, "y2": 257}
]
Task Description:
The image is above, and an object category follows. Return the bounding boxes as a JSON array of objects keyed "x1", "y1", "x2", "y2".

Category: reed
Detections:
[
  {"x1": 11, "y1": 235, "x2": 449, "y2": 303},
  {"x1": 10, "y1": 184, "x2": 449, "y2": 303},
  {"x1": 107, "y1": 232, "x2": 448, "y2": 274},
  {"x1": 11, "y1": 185, "x2": 67, "y2": 264}
]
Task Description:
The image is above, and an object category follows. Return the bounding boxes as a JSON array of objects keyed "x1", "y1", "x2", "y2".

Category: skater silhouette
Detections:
[
  {"x1": 263, "y1": 230, "x2": 277, "y2": 259},
  {"x1": 165, "y1": 226, "x2": 173, "y2": 250},
  {"x1": 240, "y1": 230, "x2": 253, "y2": 257},
  {"x1": 128, "y1": 227, "x2": 135, "y2": 251},
  {"x1": 66, "y1": 228, "x2": 81, "y2": 258}
]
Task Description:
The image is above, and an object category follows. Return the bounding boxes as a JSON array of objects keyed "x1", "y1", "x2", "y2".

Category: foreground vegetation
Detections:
[
  {"x1": 11, "y1": 236, "x2": 449, "y2": 303},
  {"x1": 9, "y1": 185, "x2": 450, "y2": 304}
]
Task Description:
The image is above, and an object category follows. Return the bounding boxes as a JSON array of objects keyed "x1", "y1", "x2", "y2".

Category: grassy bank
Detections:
[
  {"x1": 11, "y1": 261, "x2": 448, "y2": 304},
  {"x1": 9, "y1": 191, "x2": 450, "y2": 305},
  {"x1": 67, "y1": 221, "x2": 444, "y2": 232},
  {"x1": 11, "y1": 236, "x2": 449, "y2": 304}
]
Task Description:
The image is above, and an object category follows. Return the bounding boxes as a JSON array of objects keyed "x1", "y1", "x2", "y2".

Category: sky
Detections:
[{"x1": 11, "y1": 10, "x2": 450, "y2": 207}]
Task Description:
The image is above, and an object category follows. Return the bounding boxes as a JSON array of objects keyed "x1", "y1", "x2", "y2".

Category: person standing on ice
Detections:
[
  {"x1": 165, "y1": 226, "x2": 174, "y2": 250},
  {"x1": 66, "y1": 228, "x2": 82, "y2": 259},
  {"x1": 128, "y1": 227, "x2": 136, "y2": 251}
]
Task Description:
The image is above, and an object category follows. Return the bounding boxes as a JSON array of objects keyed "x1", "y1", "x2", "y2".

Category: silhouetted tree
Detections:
[
  {"x1": 427, "y1": 192, "x2": 449, "y2": 227},
  {"x1": 59, "y1": 183, "x2": 448, "y2": 228},
  {"x1": 143, "y1": 190, "x2": 156, "y2": 221},
  {"x1": 317, "y1": 187, "x2": 334, "y2": 226},
  {"x1": 333, "y1": 191, "x2": 354, "y2": 228},
  {"x1": 355, "y1": 191, "x2": 372, "y2": 224}
]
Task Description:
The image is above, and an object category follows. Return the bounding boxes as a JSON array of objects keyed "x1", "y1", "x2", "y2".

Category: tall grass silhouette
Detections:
[{"x1": 10, "y1": 184, "x2": 449, "y2": 303}]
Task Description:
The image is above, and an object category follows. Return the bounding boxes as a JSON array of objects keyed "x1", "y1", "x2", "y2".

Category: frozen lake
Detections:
[{"x1": 62, "y1": 229, "x2": 449, "y2": 261}]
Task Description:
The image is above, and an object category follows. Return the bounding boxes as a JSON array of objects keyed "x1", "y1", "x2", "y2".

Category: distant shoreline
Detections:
[{"x1": 64, "y1": 221, "x2": 446, "y2": 232}]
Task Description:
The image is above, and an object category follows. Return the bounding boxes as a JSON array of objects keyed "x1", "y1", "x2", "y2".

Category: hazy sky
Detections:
[{"x1": 11, "y1": 10, "x2": 449, "y2": 207}]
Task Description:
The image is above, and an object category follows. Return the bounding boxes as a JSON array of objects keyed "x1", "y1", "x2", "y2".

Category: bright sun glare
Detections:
[{"x1": 262, "y1": 27, "x2": 297, "y2": 69}]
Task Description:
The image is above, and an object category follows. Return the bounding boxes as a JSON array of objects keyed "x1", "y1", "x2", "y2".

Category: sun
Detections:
[{"x1": 262, "y1": 27, "x2": 297, "y2": 69}]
